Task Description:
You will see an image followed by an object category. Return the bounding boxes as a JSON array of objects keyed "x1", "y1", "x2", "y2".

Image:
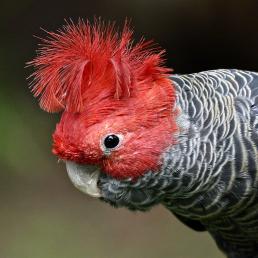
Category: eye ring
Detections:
[{"x1": 101, "y1": 133, "x2": 123, "y2": 152}]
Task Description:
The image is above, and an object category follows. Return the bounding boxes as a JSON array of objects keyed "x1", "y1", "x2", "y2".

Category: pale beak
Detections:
[{"x1": 65, "y1": 161, "x2": 102, "y2": 198}]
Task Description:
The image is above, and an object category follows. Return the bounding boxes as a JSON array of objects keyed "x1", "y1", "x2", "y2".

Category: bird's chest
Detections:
[
  {"x1": 165, "y1": 195, "x2": 258, "y2": 257},
  {"x1": 203, "y1": 215, "x2": 258, "y2": 257}
]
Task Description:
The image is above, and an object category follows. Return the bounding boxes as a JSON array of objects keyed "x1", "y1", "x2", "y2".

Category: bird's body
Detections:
[
  {"x1": 168, "y1": 69, "x2": 258, "y2": 258},
  {"x1": 98, "y1": 69, "x2": 258, "y2": 258},
  {"x1": 29, "y1": 21, "x2": 258, "y2": 258}
]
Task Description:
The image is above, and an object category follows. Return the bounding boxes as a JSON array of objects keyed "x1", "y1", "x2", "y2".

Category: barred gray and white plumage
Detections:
[{"x1": 99, "y1": 69, "x2": 258, "y2": 258}]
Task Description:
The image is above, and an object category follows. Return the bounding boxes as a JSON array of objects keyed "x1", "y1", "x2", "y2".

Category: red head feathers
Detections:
[
  {"x1": 29, "y1": 19, "x2": 172, "y2": 113},
  {"x1": 29, "y1": 19, "x2": 177, "y2": 179}
]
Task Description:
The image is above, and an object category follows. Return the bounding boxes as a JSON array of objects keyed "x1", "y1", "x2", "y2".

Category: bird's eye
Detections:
[{"x1": 103, "y1": 134, "x2": 120, "y2": 149}]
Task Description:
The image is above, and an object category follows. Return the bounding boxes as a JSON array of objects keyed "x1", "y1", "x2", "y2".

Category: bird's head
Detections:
[{"x1": 29, "y1": 20, "x2": 178, "y2": 210}]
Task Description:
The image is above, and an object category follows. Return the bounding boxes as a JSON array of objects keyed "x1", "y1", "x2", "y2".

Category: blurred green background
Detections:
[{"x1": 1, "y1": 0, "x2": 258, "y2": 257}]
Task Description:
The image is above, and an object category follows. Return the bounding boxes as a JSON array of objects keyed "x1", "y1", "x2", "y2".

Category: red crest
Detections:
[{"x1": 28, "y1": 19, "x2": 172, "y2": 112}]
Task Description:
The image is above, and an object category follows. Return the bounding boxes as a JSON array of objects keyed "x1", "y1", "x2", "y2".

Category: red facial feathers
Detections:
[
  {"x1": 28, "y1": 19, "x2": 172, "y2": 113},
  {"x1": 29, "y1": 19, "x2": 178, "y2": 179}
]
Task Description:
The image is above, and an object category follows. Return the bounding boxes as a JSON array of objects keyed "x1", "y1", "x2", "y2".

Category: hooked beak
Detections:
[{"x1": 65, "y1": 161, "x2": 102, "y2": 198}]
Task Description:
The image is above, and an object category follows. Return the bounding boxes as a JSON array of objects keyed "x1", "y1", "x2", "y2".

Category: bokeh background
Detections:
[{"x1": 1, "y1": 0, "x2": 258, "y2": 257}]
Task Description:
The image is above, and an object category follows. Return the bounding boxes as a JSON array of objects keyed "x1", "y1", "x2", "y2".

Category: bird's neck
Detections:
[{"x1": 161, "y1": 73, "x2": 257, "y2": 220}]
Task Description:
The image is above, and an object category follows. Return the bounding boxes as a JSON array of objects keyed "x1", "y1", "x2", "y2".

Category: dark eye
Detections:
[{"x1": 103, "y1": 134, "x2": 120, "y2": 149}]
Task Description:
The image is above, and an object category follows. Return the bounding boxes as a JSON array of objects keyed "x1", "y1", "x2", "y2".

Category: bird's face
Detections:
[
  {"x1": 53, "y1": 77, "x2": 178, "y2": 210},
  {"x1": 29, "y1": 20, "x2": 177, "y2": 210}
]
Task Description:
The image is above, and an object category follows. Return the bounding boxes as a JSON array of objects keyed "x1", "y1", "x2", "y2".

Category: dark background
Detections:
[{"x1": 1, "y1": 0, "x2": 258, "y2": 257}]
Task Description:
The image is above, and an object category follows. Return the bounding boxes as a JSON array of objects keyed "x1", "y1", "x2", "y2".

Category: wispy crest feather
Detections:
[{"x1": 28, "y1": 19, "x2": 171, "y2": 112}]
